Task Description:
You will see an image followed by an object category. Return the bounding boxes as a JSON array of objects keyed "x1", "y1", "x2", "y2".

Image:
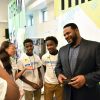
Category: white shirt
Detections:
[
  {"x1": 17, "y1": 53, "x2": 42, "y2": 91},
  {"x1": 0, "y1": 61, "x2": 8, "y2": 100},
  {"x1": 42, "y1": 53, "x2": 59, "y2": 84},
  {"x1": 0, "y1": 77, "x2": 7, "y2": 100}
]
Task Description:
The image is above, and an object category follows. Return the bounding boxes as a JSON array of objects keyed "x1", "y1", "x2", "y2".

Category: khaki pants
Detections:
[
  {"x1": 44, "y1": 82, "x2": 63, "y2": 100},
  {"x1": 24, "y1": 89, "x2": 41, "y2": 100}
]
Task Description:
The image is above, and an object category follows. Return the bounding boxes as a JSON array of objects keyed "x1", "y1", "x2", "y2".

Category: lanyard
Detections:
[
  {"x1": 28, "y1": 55, "x2": 35, "y2": 69},
  {"x1": 47, "y1": 55, "x2": 56, "y2": 72}
]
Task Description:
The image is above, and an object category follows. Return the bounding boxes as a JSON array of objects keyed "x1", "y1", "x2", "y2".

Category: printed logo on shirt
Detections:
[
  {"x1": 24, "y1": 62, "x2": 38, "y2": 67},
  {"x1": 24, "y1": 63, "x2": 31, "y2": 67}
]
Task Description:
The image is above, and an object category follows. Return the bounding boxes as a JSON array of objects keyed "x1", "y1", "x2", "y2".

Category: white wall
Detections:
[
  {"x1": 0, "y1": 0, "x2": 8, "y2": 22},
  {"x1": 0, "y1": 0, "x2": 8, "y2": 45},
  {"x1": 25, "y1": 0, "x2": 100, "y2": 50},
  {"x1": 36, "y1": 2, "x2": 55, "y2": 36},
  {"x1": 34, "y1": 2, "x2": 100, "y2": 49},
  {"x1": 26, "y1": 1, "x2": 66, "y2": 49},
  {"x1": 32, "y1": 2, "x2": 66, "y2": 49}
]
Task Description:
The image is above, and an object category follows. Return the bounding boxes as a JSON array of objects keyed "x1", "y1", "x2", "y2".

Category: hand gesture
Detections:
[
  {"x1": 58, "y1": 74, "x2": 67, "y2": 84},
  {"x1": 25, "y1": 66, "x2": 33, "y2": 70},
  {"x1": 31, "y1": 82, "x2": 40, "y2": 89},
  {"x1": 68, "y1": 75, "x2": 86, "y2": 89},
  {"x1": 38, "y1": 80, "x2": 43, "y2": 89}
]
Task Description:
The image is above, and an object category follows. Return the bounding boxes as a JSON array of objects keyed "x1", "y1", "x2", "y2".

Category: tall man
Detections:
[{"x1": 55, "y1": 23, "x2": 100, "y2": 100}]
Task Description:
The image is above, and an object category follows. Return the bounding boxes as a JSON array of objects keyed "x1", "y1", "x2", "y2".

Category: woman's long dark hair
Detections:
[{"x1": 0, "y1": 41, "x2": 13, "y2": 74}]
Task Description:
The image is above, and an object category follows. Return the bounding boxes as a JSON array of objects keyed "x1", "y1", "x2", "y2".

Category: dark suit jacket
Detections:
[{"x1": 55, "y1": 38, "x2": 100, "y2": 100}]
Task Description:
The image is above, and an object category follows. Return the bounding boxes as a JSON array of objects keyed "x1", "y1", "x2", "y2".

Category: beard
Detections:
[{"x1": 69, "y1": 34, "x2": 78, "y2": 46}]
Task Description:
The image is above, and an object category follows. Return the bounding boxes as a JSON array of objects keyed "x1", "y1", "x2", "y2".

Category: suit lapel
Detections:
[{"x1": 64, "y1": 45, "x2": 72, "y2": 75}]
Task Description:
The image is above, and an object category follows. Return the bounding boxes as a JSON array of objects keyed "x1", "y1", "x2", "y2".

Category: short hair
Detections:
[
  {"x1": 23, "y1": 38, "x2": 33, "y2": 46},
  {"x1": 45, "y1": 36, "x2": 58, "y2": 45},
  {"x1": 63, "y1": 23, "x2": 78, "y2": 29}
]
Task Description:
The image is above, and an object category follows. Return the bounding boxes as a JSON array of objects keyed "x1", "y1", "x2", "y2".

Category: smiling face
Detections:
[
  {"x1": 5, "y1": 44, "x2": 16, "y2": 56},
  {"x1": 63, "y1": 26, "x2": 78, "y2": 46},
  {"x1": 24, "y1": 42, "x2": 34, "y2": 55},
  {"x1": 46, "y1": 40, "x2": 57, "y2": 54}
]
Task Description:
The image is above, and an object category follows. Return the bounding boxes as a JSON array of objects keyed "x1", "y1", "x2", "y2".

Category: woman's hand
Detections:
[{"x1": 25, "y1": 66, "x2": 33, "y2": 70}]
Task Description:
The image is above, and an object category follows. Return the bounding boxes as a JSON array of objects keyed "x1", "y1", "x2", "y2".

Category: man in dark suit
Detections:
[{"x1": 55, "y1": 23, "x2": 100, "y2": 100}]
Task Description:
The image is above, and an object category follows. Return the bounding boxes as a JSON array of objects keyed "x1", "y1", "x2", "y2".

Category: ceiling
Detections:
[
  {"x1": 0, "y1": 0, "x2": 53, "y2": 23},
  {"x1": 0, "y1": 0, "x2": 36, "y2": 22},
  {"x1": 0, "y1": 0, "x2": 8, "y2": 22}
]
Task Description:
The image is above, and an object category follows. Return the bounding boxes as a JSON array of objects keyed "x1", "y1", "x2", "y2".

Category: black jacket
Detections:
[{"x1": 55, "y1": 38, "x2": 100, "y2": 100}]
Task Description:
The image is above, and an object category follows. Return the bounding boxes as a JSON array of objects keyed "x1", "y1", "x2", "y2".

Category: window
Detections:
[
  {"x1": 39, "y1": 8, "x2": 48, "y2": 23},
  {"x1": 27, "y1": 15, "x2": 33, "y2": 26}
]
